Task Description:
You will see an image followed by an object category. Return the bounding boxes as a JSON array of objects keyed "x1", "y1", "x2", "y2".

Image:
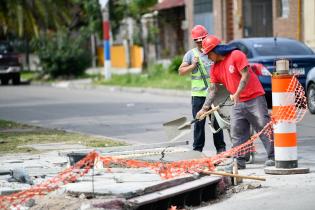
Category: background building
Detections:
[{"x1": 181, "y1": 0, "x2": 315, "y2": 51}]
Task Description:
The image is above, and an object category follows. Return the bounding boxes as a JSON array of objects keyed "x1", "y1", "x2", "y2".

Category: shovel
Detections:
[
  {"x1": 177, "y1": 106, "x2": 221, "y2": 130},
  {"x1": 163, "y1": 95, "x2": 230, "y2": 142},
  {"x1": 178, "y1": 95, "x2": 230, "y2": 130},
  {"x1": 162, "y1": 107, "x2": 220, "y2": 142},
  {"x1": 163, "y1": 117, "x2": 191, "y2": 142}
]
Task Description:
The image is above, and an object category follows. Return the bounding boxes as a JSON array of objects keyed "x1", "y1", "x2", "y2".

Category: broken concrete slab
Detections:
[
  {"x1": 32, "y1": 195, "x2": 127, "y2": 210},
  {"x1": 66, "y1": 175, "x2": 197, "y2": 199},
  {"x1": 128, "y1": 176, "x2": 222, "y2": 206},
  {"x1": 78, "y1": 172, "x2": 162, "y2": 183},
  {"x1": 130, "y1": 150, "x2": 206, "y2": 163},
  {"x1": 60, "y1": 141, "x2": 189, "y2": 156},
  {"x1": 94, "y1": 168, "x2": 155, "y2": 175},
  {"x1": 2, "y1": 160, "x2": 24, "y2": 164},
  {"x1": 27, "y1": 168, "x2": 63, "y2": 178},
  {"x1": 0, "y1": 187, "x2": 27, "y2": 195}
]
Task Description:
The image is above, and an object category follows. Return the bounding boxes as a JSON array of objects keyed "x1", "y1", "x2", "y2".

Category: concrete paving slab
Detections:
[
  {"x1": 128, "y1": 176, "x2": 222, "y2": 206},
  {"x1": 66, "y1": 175, "x2": 197, "y2": 199},
  {"x1": 95, "y1": 168, "x2": 155, "y2": 174},
  {"x1": 66, "y1": 180, "x2": 163, "y2": 198},
  {"x1": 2, "y1": 160, "x2": 24, "y2": 164},
  {"x1": 0, "y1": 187, "x2": 26, "y2": 195},
  {"x1": 79, "y1": 172, "x2": 162, "y2": 183},
  {"x1": 136, "y1": 150, "x2": 206, "y2": 162}
]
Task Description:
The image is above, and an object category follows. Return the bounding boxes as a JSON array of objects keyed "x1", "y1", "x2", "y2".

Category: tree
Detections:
[
  {"x1": 129, "y1": 0, "x2": 157, "y2": 69},
  {"x1": 0, "y1": 0, "x2": 102, "y2": 39},
  {"x1": 0, "y1": 0, "x2": 73, "y2": 39},
  {"x1": 109, "y1": 0, "x2": 127, "y2": 40},
  {"x1": 30, "y1": 0, "x2": 102, "y2": 78},
  {"x1": 109, "y1": 0, "x2": 157, "y2": 69}
]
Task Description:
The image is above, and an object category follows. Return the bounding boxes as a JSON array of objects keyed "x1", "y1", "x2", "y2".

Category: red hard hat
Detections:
[
  {"x1": 201, "y1": 35, "x2": 221, "y2": 54},
  {"x1": 191, "y1": 25, "x2": 208, "y2": 41}
]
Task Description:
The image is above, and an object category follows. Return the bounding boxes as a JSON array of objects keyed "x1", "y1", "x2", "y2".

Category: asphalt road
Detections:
[
  {"x1": 1, "y1": 84, "x2": 315, "y2": 210},
  {"x1": 0, "y1": 85, "x2": 195, "y2": 145}
]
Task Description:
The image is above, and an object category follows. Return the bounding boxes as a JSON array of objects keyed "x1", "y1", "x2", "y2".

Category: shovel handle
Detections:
[
  {"x1": 199, "y1": 106, "x2": 220, "y2": 120},
  {"x1": 198, "y1": 95, "x2": 230, "y2": 120},
  {"x1": 201, "y1": 170, "x2": 266, "y2": 181}
]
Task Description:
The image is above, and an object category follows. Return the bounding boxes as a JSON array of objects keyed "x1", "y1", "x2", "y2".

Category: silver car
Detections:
[{"x1": 306, "y1": 67, "x2": 315, "y2": 114}]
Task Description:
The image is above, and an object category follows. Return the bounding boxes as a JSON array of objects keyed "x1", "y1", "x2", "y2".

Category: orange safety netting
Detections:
[
  {"x1": 0, "y1": 152, "x2": 97, "y2": 209},
  {"x1": 0, "y1": 76, "x2": 307, "y2": 209}
]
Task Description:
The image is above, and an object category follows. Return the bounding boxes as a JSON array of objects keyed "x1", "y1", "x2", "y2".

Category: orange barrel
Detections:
[{"x1": 272, "y1": 75, "x2": 298, "y2": 168}]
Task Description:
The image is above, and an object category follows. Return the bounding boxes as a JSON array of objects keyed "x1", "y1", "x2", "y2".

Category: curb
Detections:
[{"x1": 32, "y1": 80, "x2": 191, "y2": 97}]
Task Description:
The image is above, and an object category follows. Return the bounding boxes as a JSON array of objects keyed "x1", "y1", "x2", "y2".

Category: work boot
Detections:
[
  {"x1": 216, "y1": 148, "x2": 226, "y2": 154},
  {"x1": 193, "y1": 148, "x2": 202, "y2": 152},
  {"x1": 265, "y1": 158, "x2": 275, "y2": 166},
  {"x1": 223, "y1": 162, "x2": 246, "y2": 173}
]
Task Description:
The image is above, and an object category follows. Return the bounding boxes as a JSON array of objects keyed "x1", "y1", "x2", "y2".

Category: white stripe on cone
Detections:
[
  {"x1": 275, "y1": 147, "x2": 297, "y2": 161},
  {"x1": 272, "y1": 92, "x2": 295, "y2": 106},
  {"x1": 274, "y1": 121, "x2": 296, "y2": 133}
]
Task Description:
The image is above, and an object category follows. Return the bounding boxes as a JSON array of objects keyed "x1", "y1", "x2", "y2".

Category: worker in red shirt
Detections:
[{"x1": 196, "y1": 35, "x2": 275, "y2": 169}]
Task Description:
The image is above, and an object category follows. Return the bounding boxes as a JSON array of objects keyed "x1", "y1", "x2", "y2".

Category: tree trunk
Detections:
[{"x1": 138, "y1": 19, "x2": 148, "y2": 71}]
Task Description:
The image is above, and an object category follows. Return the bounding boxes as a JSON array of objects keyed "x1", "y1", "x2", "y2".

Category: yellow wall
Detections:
[
  {"x1": 97, "y1": 45, "x2": 143, "y2": 68},
  {"x1": 130, "y1": 45, "x2": 143, "y2": 68},
  {"x1": 111, "y1": 45, "x2": 127, "y2": 68}
]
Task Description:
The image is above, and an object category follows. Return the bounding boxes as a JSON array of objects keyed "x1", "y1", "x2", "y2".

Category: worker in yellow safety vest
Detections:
[{"x1": 178, "y1": 25, "x2": 226, "y2": 153}]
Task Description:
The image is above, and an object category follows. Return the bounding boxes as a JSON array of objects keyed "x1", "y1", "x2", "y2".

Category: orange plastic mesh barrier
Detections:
[
  {"x1": 0, "y1": 152, "x2": 97, "y2": 209},
  {"x1": 0, "y1": 76, "x2": 307, "y2": 209}
]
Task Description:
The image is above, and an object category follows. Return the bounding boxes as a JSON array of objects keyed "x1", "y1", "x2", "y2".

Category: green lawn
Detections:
[
  {"x1": 0, "y1": 119, "x2": 126, "y2": 154},
  {"x1": 97, "y1": 73, "x2": 191, "y2": 90}
]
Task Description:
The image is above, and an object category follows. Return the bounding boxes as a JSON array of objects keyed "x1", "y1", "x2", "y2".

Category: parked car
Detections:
[
  {"x1": 229, "y1": 37, "x2": 315, "y2": 107},
  {"x1": 0, "y1": 41, "x2": 22, "y2": 85},
  {"x1": 306, "y1": 67, "x2": 315, "y2": 114}
]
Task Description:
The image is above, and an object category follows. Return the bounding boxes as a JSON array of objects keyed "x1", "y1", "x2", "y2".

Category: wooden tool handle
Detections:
[
  {"x1": 199, "y1": 105, "x2": 220, "y2": 120},
  {"x1": 201, "y1": 171, "x2": 266, "y2": 181}
]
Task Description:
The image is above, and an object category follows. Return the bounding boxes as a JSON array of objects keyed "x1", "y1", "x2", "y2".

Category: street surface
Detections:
[
  {"x1": 1, "y1": 83, "x2": 315, "y2": 210},
  {"x1": 0, "y1": 85, "x2": 192, "y2": 145}
]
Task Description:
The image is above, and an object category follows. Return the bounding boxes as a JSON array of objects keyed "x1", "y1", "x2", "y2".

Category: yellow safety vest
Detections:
[{"x1": 191, "y1": 48, "x2": 210, "y2": 97}]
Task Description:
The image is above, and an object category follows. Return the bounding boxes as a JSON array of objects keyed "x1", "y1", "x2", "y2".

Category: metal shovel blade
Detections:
[{"x1": 163, "y1": 117, "x2": 191, "y2": 142}]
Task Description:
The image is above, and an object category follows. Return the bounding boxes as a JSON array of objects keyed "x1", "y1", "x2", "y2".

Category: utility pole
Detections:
[{"x1": 99, "y1": 0, "x2": 111, "y2": 79}]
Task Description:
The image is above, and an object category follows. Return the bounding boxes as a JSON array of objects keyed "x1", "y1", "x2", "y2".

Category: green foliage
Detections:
[
  {"x1": 109, "y1": 0, "x2": 157, "y2": 39},
  {"x1": 147, "y1": 25, "x2": 159, "y2": 44},
  {"x1": 147, "y1": 63, "x2": 165, "y2": 77},
  {"x1": 0, "y1": 0, "x2": 73, "y2": 38},
  {"x1": 73, "y1": 0, "x2": 102, "y2": 36},
  {"x1": 32, "y1": 31, "x2": 91, "y2": 78},
  {"x1": 98, "y1": 63, "x2": 191, "y2": 90},
  {"x1": 0, "y1": 0, "x2": 102, "y2": 39},
  {"x1": 129, "y1": 0, "x2": 158, "y2": 19},
  {"x1": 168, "y1": 56, "x2": 183, "y2": 74},
  {"x1": 109, "y1": 0, "x2": 127, "y2": 39}
]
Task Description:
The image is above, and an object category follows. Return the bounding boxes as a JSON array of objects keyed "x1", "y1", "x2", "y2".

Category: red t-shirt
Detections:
[{"x1": 210, "y1": 50, "x2": 265, "y2": 102}]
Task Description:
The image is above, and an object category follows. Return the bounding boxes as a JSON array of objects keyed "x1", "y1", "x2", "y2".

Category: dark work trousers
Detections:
[
  {"x1": 231, "y1": 95, "x2": 275, "y2": 167},
  {"x1": 192, "y1": 96, "x2": 226, "y2": 153}
]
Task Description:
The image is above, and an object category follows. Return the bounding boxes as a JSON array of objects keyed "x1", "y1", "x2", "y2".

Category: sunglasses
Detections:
[{"x1": 194, "y1": 39, "x2": 203, "y2": 43}]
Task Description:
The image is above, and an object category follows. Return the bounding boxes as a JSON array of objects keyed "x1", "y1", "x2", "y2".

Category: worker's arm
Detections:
[
  {"x1": 230, "y1": 66, "x2": 250, "y2": 104},
  {"x1": 196, "y1": 82, "x2": 219, "y2": 119},
  {"x1": 178, "y1": 56, "x2": 198, "y2": 75}
]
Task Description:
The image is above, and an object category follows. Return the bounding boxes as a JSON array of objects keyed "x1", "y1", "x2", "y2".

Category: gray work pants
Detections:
[{"x1": 231, "y1": 95, "x2": 274, "y2": 167}]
